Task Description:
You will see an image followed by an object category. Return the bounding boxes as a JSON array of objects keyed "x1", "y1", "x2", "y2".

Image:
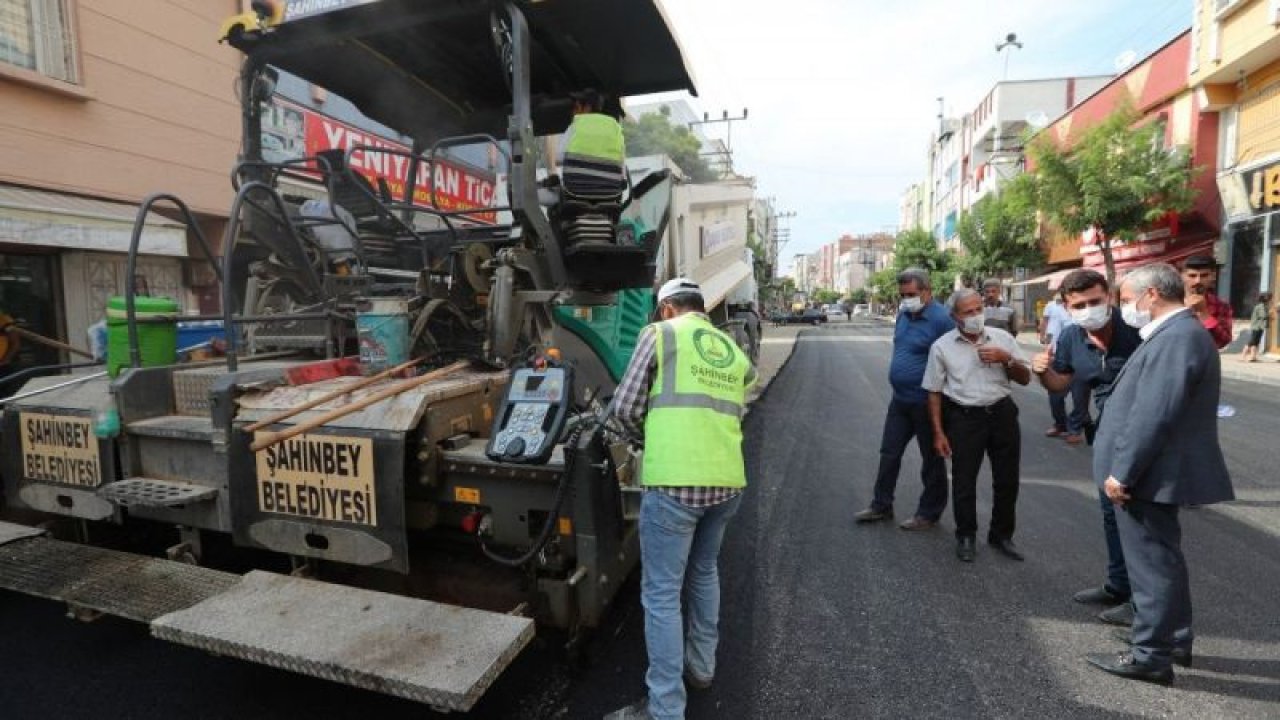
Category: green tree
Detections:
[
  {"x1": 847, "y1": 288, "x2": 869, "y2": 305},
  {"x1": 1028, "y1": 101, "x2": 1199, "y2": 284},
  {"x1": 869, "y1": 267, "x2": 898, "y2": 306},
  {"x1": 955, "y1": 173, "x2": 1044, "y2": 284},
  {"x1": 812, "y1": 289, "x2": 842, "y2": 305},
  {"x1": 891, "y1": 228, "x2": 957, "y2": 299},
  {"x1": 622, "y1": 107, "x2": 718, "y2": 182}
]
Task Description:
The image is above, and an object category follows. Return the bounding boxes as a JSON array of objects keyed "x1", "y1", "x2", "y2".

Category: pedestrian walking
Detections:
[
  {"x1": 1086, "y1": 263, "x2": 1234, "y2": 685},
  {"x1": 1030, "y1": 269, "x2": 1143, "y2": 619},
  {"x1": 924, "y1": 288, "x2": 1031, "y2": 562},
  {"x1": 1180, "y1": 255, "x2": 1234, "y2": 350},
  {"x1": 854, "y1": 268, "x2": 953, "y2": 530},
  {"x1": 1242, "y1": 292, "x2": 1272, "y2": 363},
  {"x1": 605, "y1": 277, "x2": 756, "y2": 720},
  {"x1": 982, "y1": 278, "x2": 1018, "y2": 334}
]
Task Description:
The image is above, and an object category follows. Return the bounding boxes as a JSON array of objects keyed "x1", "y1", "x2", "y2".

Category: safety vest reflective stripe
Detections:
[{"x1": 650, "y1": 322, "x2": 743, "y2": 417}]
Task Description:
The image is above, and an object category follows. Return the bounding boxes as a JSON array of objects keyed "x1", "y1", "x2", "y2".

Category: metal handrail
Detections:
[
  {"x1": 125, "y1": 194, "x2": 225, "y2": 370},
  {"x1": 221, "y1": 181, "x2": 330, "y2": 372}
]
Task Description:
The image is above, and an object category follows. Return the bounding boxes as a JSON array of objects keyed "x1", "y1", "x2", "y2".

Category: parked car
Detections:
[
  {"x1": 853, "y1": 303, "x2": 870, "y2": 317},
  {"x1": 770, "y1": 308, "x2": 828, "y2": 326}
]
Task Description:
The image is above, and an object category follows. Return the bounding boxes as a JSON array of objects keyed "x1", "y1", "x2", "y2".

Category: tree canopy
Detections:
[
  {"x1": 955, "y1": 173, "x2": 1044, "y2": 284},
  {"x1": 890, "y1": 227, "x2": 957, "y2": 297},
  {"x1": 622, "y1": 107, "x2": 718, "y2": 182},
  {"x1": 1028, "y1": 101, "x2": 1198, "y2": 283}
]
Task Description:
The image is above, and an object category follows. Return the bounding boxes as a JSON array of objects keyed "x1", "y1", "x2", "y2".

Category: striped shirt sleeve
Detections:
[{"x1": 609, "y1": 324, "x2": 658, "y2": 440}]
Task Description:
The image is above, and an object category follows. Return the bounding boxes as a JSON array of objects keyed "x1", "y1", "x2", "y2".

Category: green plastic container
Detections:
[{"x1": 106, "y1": 295, "x2": 178, "y2": 377}]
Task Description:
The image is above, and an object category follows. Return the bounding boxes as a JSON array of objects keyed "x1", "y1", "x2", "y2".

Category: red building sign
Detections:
[{"x1": 264, "y1": 97, "x2": 498, "y2": 223}]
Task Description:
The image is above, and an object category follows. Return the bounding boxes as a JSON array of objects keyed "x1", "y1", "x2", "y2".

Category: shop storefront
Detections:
[
  {"x1": 0, "y1": 185, "x2": 191, "y2": 384},
  {"x1": 1217, "y1": 157, "x2": 1279, "y2": 353}
]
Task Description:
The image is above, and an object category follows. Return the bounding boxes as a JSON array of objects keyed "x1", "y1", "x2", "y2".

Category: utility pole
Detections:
[{"x1": 690, "y1": 108, "x2": 749, "y2": 177}]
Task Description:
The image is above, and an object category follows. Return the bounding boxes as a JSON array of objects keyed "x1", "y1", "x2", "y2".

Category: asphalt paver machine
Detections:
[{"x1": 0, "y1": 0, "x2": 695, "y2": 710}]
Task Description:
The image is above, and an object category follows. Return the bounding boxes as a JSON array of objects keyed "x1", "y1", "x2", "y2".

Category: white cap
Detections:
[{"x1": 657, "y1": 277, "x2": 702, "y2": 303}]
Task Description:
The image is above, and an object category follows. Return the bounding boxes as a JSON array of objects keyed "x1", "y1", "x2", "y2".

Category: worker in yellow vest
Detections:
[
  {"x1": 558, "y1": 90, "x2": 626, "y2": 199},
  {"x1": 605, "y1": 277, "x2": 757, "y2": 720}
]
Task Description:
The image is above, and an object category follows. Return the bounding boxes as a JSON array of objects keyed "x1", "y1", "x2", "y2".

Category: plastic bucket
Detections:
[
  {"x1": 357, "y1": 298, "x2": 409, "y2": 373},
  {"x1": 105, "y1": 296, "x2": 179, "y2": 377}
]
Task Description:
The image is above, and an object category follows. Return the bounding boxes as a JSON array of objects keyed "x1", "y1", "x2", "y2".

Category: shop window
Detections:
[
  {"x1": 0, "y1": 253, "x2": 62, "y2": 385},
  {"x1": 0, "y1": 0, "x2": 78, "y2": 83},
  {"x1": 1230, "y1": 218, "x2": 1265, "y2": 317},
  {"x1": 1220, "y1": 105, "x2": 1239, "y2": 170}
]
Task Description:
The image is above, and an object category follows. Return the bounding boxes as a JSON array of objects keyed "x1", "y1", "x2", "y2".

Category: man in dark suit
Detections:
[{"x1": 1086, "y1": 263, "x2": 1234, "y2": 685}]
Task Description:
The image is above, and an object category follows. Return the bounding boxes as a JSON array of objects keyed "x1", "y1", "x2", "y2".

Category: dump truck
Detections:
[
  {"x1": 0, "y1": 0, "x2": 699, "y2": 711},
  {"x1": 627, "y1": 154, "x2": 763, "y2": 363}
]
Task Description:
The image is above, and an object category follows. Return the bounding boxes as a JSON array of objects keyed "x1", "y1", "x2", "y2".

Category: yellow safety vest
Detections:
[{"x1": 642, "y1": 313, "x2": 754, "y2": 488}]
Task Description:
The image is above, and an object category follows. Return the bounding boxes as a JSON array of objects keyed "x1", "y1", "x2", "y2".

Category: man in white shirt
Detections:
[{"x1": 924, "y1": 289, "x2": 1031, "y2": 562}]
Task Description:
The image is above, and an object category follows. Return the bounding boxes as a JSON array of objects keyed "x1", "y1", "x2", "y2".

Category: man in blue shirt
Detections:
[
  {"x1": 856, "y1": 268, "x2": 953, "y2": 529},
  {"x1": 1031, "y1": 269, "x2": 1143, "y2": 620}
]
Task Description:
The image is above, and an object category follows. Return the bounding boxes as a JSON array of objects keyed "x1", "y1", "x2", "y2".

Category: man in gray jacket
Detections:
[{"x1": 1086, "y1": 263, "x2": 1234, "y2": 685}]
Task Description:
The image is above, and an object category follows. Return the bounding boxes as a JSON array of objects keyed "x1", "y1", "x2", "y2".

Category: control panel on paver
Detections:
[{"x1": 486, "y1": 366, "x2": 572, "y2": 464}]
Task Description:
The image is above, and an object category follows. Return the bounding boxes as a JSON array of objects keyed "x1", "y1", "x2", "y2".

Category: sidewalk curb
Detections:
[{"x1": 745, "y1": 330, "x2": 804, "y2": 416}]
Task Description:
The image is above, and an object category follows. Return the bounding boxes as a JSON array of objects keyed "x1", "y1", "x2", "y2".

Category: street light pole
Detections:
[{"x1": 995, "y1": 32, "x2": 1023, "y2": 81}]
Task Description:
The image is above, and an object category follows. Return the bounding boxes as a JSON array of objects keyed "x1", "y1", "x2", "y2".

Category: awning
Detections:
[
  {"x1": 0, "y1": 185, "x2": 187, "y2": 257},
  {"x1": 1010, "y1": 269, "x2": 1074, "y2": 289}
]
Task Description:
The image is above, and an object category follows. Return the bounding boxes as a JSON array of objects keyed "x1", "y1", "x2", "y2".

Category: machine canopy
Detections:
[{"x1": 229, "y1": 0, "x2": 698, "y2": 144}]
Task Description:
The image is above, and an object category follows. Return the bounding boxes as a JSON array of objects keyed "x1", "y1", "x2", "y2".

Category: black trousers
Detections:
[{"x1": 944, "y1": 396, "x2": 1020, "y2": 540}]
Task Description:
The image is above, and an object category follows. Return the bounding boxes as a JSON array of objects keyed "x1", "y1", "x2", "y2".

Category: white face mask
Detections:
[
  {"x1": 1121, "y1": 300, "x2": 1151, "y2": 329},
  {"x1": 1072, "y1": 304, "x2": 1110, "y2": 331},
  {"x1": 900, "y1": 296, "x2": 923, "y2": 314},
  {"x1": 960, "y1": 314, "x2": 985, "y2": 334}
]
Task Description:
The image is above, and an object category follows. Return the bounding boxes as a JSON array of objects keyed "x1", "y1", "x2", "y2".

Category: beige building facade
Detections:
[
  {"x1": 1, "y1": 0, "x2": 243, "y2": 379},
  {"x1": 1191, "y1": 0, "x2": 1280, "y2": 353}
]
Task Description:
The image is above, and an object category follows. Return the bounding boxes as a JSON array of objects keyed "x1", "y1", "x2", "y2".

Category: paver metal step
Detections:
[
  {"x1": 125, "y1": 414, "x2": 216, "y2": 441},
  {"x1": 98, "y1": 477, "x2": 218, "y2": 508},
  {"x1": 0, "y1": 521, "x2": 238, "y2": 623},
  {"x1": 151, "y1": 570, "x2": 536, "y2": 712}
]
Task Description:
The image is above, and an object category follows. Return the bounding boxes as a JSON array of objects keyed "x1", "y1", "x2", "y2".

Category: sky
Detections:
[{"x1": 634, "y1": 0, "x2": 1195, "y2": 275}]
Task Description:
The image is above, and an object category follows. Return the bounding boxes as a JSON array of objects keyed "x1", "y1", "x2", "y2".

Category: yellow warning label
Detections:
[
  {"x1": 454, "y1": 486, "x2": 481, "y2": 504},
  {"x1": 18, "y1": 412, "x2": 101, "y2": 487},
  {"x1": 255, "y1": 432, "x2": 377, "y2": 526},
  {"x1": 558, "y1": 517, "x2": 573, "y2": 535}
]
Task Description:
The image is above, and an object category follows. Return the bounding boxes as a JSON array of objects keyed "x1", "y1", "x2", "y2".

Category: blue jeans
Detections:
[
  {"x1": 870, "y1": 398, "x2": 949, "y2": 520},
  {"x1": 1098, "y1": 490, "x2": 1131, "y2": 597},
  {"x1": 640, "y1": 490, "x2": 742, "y2": 720}
]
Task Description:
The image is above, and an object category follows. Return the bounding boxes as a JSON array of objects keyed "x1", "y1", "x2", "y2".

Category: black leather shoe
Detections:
[
  {"x1": 855, "y1": 508, "x2": 892, "y2": 523},
  {"x1": 1086, "y1": 652, "x2": 1173, "y2": 685},
  {"x1": 1109, "y1": 629, "x2": 1192, "y2": 668},
  {"x1": 956, "y1": 537, "x2": 976, "y2": 562},
  {"x1": 684, "y1": 665, "x2": 712, "y2": 691},
  {"x1": 1073, "y1": 585, "x2": 1128, "y2": 605},
  {"x1": 1098, "y1": 602, "x2": 1135, "y2": 626},
  {"x1": 988, "y1": 537, "x2": 1025, "y2": 561}
]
